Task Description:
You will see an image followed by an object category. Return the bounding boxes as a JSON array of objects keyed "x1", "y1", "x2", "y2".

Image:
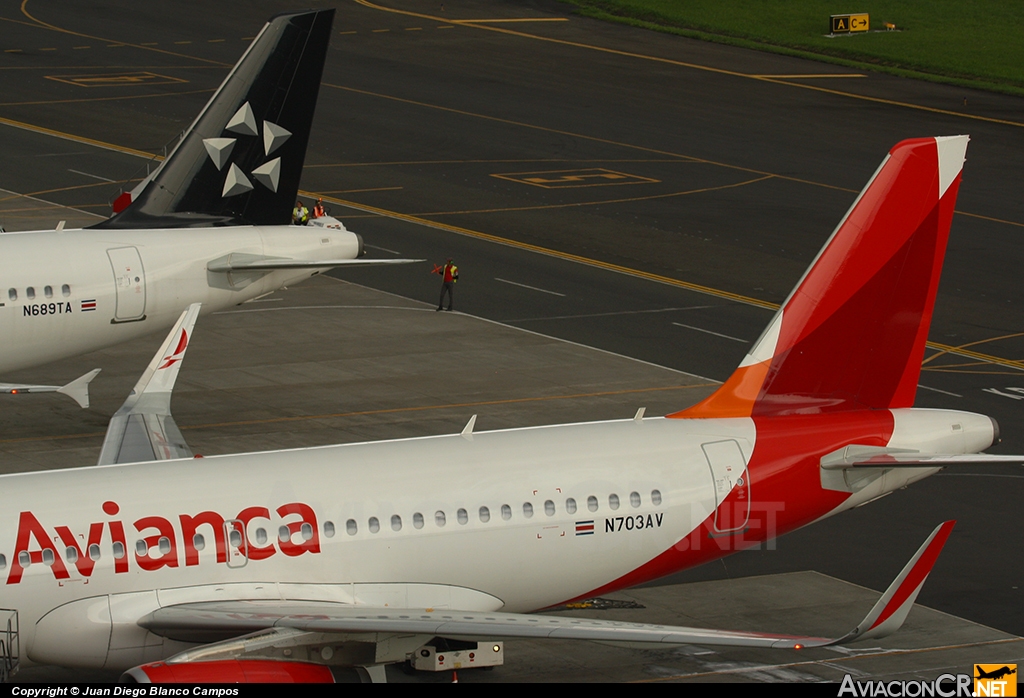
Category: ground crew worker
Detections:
[
  {"x1": 434, "y1": 258, "x2": 458, "y2": 311},
  {"x1": 292, "y1": 200, "x2": 309, "y2": 225},
  {"x1": 312, "y1": 197, "x2": 326, "y2": 219}
]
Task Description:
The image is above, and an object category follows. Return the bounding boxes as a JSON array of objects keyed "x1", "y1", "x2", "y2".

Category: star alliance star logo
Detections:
[{"x1": 201, "y1": 101, "x2": 291, "y2": 198}]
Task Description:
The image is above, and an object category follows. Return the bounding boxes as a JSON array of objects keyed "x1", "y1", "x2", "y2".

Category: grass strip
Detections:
[{"x1": 563, "y1": 0, "x2": 1024, "y2": 97}]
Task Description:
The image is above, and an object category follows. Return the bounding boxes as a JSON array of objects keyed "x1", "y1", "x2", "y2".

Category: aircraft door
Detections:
[
  {"x1": 107, "y1": 246, "x2": 147, "y2": 322},
  {"x1": 701, "y1": 440, "x2": 750, "y2": 533},
  {"x1": 224, "y1": 519, "x2": 249, "y2": 568}
]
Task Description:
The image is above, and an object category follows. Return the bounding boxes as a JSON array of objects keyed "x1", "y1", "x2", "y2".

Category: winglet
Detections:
[
  {"x1": 461, "y1": 414, "x2": 477, "y2": 440},
  {"x1": 56, "y1": 369, "x2": 102, "y2": 409},
  {"x1": 97, "y1": 304, "x2": 201, "y2": 465},
  {"x1": 128, "y1": 303, "x2": 201, "y2": 402},
  {"x1": 832, "y1": 520, "x2": 956, "y2": 645}
]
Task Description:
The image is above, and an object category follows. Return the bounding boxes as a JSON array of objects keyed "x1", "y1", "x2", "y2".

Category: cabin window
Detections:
[
  {"x1": 65, "y1": 547, "x2": 79, "y2": 564},
  {"x1": 18, "y1": 551, "x2": 30, "y2": 568},
  {"x1": 255, "y1": 529, "x2": 267, "y2": 545},
  {"x1": 278, "y1": 526, "x2": 290, "y2": 542},
  {"x1": 391, "y1": 515, "x2": 402, "y2": 532},
  {"x1": 651, "y1": 489, "x2": 662, "y2": 506},
  {"x1": 158, "y1": 537, "x2": 171, "y2": 555},
  {"x1": 42, "y1": 549, "x2": 54, "y2": 566},
  {"x1": 62, "y1": 284, "x2": 71, "y2": 297},
  {"x1": 7, "y1": 289, "x2": 15, "y2": 301},
  {"x1": 479, "y1": 506, "x2": 490, "y2": 523},
  {"x1": 501, "y1": 504, "x2": 512, "y2": 520},
  {"x1": 435, "y1": 511, "x2": 446, "y2": 527},
  {"x1": 44, "y1": 285, "x2": 53, "y2": 298},
  {"x1": 194, "y1": 534, "x2": 206, "y2": 551},
  {"x1": 113, "y1": 542, "x2": 125, "y2": 559},
  {"x1": 346, "y1": 519, "x2": 357, "y2": 535},
  {"x1": 457, "y1": 508, "x2": 468, "y2": 525},
  {"x1": 89, "y1": 544, "x2": 101, "y2": 561},
  {"x1": 413, "y1": 512, "x2": 424, "y2": 529},
  {"x1": 630, "y1": 491, "x2": 641, "y2": 508},
  {"x1": 0, "y1": 554, "x2": 5, "y2": 570},
  {"x1": 26, "y1": 287, "x2": 35, "y2": 300},
  {"x1": 587, "y1": 496, "x2": 598, "y2": 512},
  {"x1": 135, "y1": 540, "x2": 148, "y2": 556},
  {"x1": 324, "y1": 521, "x2": 335, "y2": 538},
  {"x1": 228, "y1": 530, "x2": 242, "y2": 547},
  {"x1": 300, "y1": 523, "x2": 314, "y2": 541},
  {"x1": 566, "y1": 498, "x2": 577, "y2": 514},
  {"x1": 368, "y1": 517, "x2": 380, "y2": 534},
  {"x1": 609, "y1": 494, "x2": 620, "y2": 510},
  {"x1": 544, "y1": 500, "x2": 555, "y2": 516},
  {"x1": 522, "y1": 502, "x2": 534, "y2": 519}
]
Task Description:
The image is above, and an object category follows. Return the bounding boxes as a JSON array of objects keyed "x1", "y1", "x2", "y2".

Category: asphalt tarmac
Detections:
[{"x1": 0, "y1": 0, "x2": 1021, "y2": 678}]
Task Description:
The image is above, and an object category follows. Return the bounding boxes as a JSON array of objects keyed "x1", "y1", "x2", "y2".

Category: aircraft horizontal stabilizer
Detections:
[
  {"x1": 207, "y1": 257, "x2": 422, "y2": 272},
  {"x1": 97, "y1": 304, "x2": 200, "y2": 466},
  {"x1": 821, "y1": 445, "x2": 1024, "y2": 469},
  {"x1": 0, "y1": 368, "x2": 101, "y2": 409}
]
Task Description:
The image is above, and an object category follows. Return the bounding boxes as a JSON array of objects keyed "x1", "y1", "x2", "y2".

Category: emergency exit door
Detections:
[{"x1": 107, "y1": 246, "x2": 147, "y2": 322}]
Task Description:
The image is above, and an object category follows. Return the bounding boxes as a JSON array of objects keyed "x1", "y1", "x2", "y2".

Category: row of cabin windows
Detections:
[
  {"x1": 345, "y1": 489, "x2": 663, "y2": 535},
  {"x1": 0, "y1": 490, "x2": 664, "y2": 568},
  {"x1": 8, "y1": 285, "x2": 71, "y2": 301}
]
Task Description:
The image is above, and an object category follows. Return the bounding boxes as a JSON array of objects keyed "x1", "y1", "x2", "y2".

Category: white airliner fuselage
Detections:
[
  {"x1": 0, "y1": 409, "x2": 994, "y2": 670},
  {"x1": 0, "y1": 225, "x2": 359, "y2": 373}
]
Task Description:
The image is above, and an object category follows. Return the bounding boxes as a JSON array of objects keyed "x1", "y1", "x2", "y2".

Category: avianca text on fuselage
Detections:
[{"x1": 5, "y1": 500, "x2": 321, "y2": 585}]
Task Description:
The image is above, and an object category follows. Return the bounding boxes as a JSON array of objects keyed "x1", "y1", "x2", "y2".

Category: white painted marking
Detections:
[
  {"x1": 983, "y1": 388, "x2": 1024, "y2": 400},
  {"x1": 495, "y1": 277, "x2": 565, "y2": 296},
  {"x1": 672, "y1": 322, "x2": 747, "y2": 343},
  {"x1": 364, "y1": 243, "x2": 402, "y2": 255},
  {"x1": 217, "y1": 305, "x2": 432, "y2": 315},
  {"x1": 916, "y1": 383, "x2": 962, "y2": 398},
  {"x1": 0, "y1": 187, "x2": 105, "y2": 221},
  {"x1": 67, "y1": 168, "x2": 114, "y2": 182},
  {"x1": 511, "y1": 306, "x2": 714, "y2": 323}
]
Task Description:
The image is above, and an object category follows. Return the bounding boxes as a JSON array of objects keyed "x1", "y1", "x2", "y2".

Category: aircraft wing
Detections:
[
  {"x1": 0, "y1": 369, "x2": 100, "y2": 408},
  {"x1": 143, "y1": 601, "x2": 833, "y2": 649},
  {"x1": 96, "y1": 304, "x2": 200, "y2": 465},
  {"x1": 139, "y1": 522, "x2": 954, "y2": 658}
]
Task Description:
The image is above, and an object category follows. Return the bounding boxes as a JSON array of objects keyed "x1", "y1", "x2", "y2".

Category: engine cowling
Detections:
[{"x1": 121, "y1": 659, "x2": 336, "y2": 683}]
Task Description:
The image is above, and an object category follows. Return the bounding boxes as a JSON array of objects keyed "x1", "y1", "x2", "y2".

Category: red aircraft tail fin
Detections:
[{"x1": 673, "y1": 136, "x2": 968, "y2": 419}]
